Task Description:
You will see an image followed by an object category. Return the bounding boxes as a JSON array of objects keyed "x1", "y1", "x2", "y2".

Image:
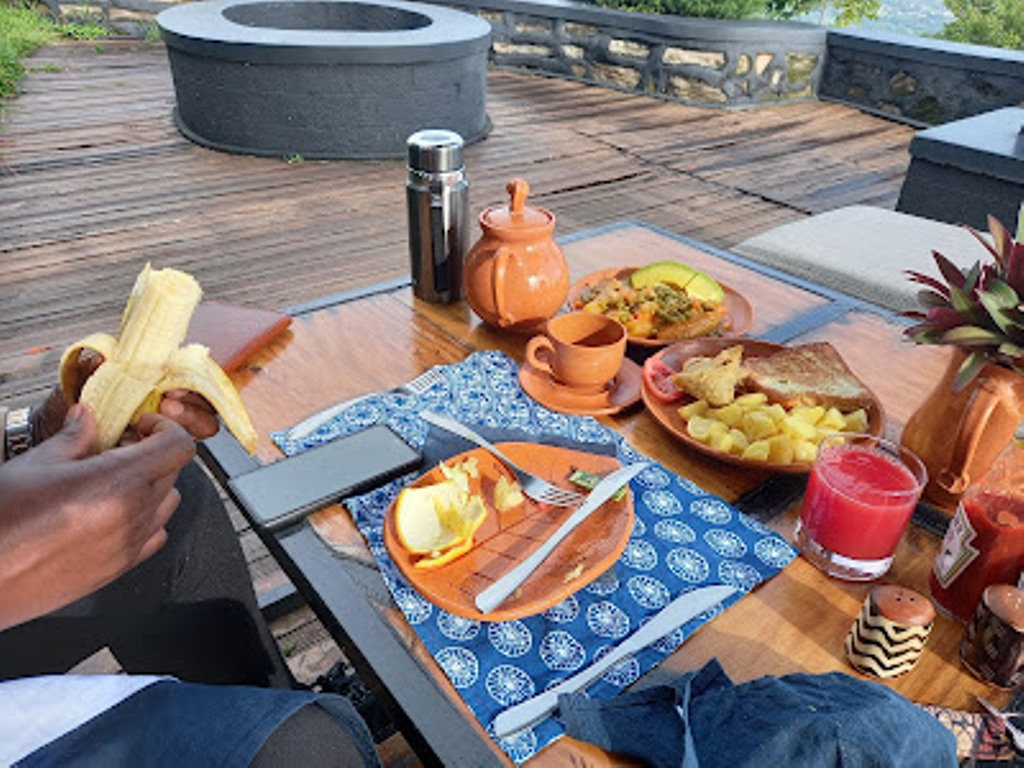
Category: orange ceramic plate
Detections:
[
  {"x1": 383, "y1": 444, "x2": 633, "y2": 621},
  {"x1": 567, "y1": 266, "x2": 754, "y2": 348},
  {"x1": 642, "y1": 338, "x2": 885, "y2": 474}
]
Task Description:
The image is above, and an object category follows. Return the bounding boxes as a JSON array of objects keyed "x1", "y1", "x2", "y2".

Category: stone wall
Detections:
[
  {"x1": 821, "y1": 30, "x2": 1024, "y2": 126},
  {"x1": 63, "y1": 0, "x2": 1023, "y2": 123},
  {"x1": 447, "y1": 0, "x2": 826, "y2": 108}
]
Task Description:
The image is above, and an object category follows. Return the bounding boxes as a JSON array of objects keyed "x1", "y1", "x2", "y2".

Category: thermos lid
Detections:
[{"x1": 407, "y1": 129, "x2": 465, "y2": 173}]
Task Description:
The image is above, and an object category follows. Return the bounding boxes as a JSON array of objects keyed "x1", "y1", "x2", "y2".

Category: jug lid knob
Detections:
[
  {"x1": 508, "y1": 178, "x2": 529, "y2": 215},
  {"x1": 481, "y1": 177, "x2": 554, "y2": 231}
]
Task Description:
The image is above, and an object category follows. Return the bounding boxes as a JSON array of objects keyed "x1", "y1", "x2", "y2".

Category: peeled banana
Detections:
[{"x1": 60, "y1": 263, "x2": 258, "y2": 453}]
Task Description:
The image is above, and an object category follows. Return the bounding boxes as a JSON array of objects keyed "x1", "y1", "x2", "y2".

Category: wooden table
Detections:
[{"x1": 202, "y1": 221, "x2": 997, "y2": 767}]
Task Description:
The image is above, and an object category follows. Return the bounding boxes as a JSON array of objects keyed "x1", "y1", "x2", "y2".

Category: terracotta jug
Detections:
[
  {"x1": 464, "y1": 178, "x2": 570, "y2": 332},
  {"x1": 900, "y1": 349, "x2": 1024, "y2": 509}
]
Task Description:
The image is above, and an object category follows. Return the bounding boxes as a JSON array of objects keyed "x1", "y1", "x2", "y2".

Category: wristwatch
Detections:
[{"x1": 5, "y1": 406, "x2": 34, "y2": 459}]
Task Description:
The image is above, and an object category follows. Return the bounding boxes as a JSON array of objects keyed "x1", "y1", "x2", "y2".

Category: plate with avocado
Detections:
[{"x1": 567, "y1": 262, "x2": 754, "y2": 347}]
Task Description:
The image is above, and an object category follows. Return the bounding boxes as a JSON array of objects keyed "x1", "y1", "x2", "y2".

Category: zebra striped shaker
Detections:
[{"x1": 845, "y1": 585, "x2": 935, "y2": 679}]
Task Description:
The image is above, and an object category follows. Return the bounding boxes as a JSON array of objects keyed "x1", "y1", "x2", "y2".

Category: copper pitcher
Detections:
[
  {"x1": 900, "y1": 349, "x2": 1024, "y2": 509},
  {"x1": 464, "y1": 178, "x2": 569, "y2": 332}
]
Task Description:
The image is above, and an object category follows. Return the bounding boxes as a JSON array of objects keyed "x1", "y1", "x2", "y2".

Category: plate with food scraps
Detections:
[
  {"x1": 641, "y1": 338, "x2": 885, "y2": 474},
  {"x1": 567, "y1": 264, "x2": 754, "y2": 348},
  {"x1": 382, "y1": 444, "x2": 634, "y2": 621}
]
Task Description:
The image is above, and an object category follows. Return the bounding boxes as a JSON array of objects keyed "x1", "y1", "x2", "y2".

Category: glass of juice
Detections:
[{"x1": 796, "y1": 434, "x2": 928, "y2": 581}]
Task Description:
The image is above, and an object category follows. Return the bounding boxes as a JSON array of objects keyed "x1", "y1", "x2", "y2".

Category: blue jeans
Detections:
[
  {"x1": 18, "y1": 680, "x2": 380, "y2": 767},
  {"x1": 558, "y1": 660, "x2": 958, "y2": 768}
]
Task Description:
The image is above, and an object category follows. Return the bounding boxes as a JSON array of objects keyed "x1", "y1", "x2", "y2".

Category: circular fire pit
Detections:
[{"x1": 157, "y1": 0, "x2": 491, "y2": 159}]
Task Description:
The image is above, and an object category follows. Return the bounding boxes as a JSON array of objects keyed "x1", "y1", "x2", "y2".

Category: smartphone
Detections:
[{"x1": 229, "y1": 424, "x2": 422, "y2": 532}]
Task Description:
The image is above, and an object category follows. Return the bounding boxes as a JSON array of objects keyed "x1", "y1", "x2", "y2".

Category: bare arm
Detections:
[{"x1": 0, "y1": 406, "x2": 196, "y2": 631}]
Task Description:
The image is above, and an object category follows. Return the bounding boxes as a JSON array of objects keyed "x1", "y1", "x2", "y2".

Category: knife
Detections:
[
  {"x1": 475, "y1": 462, "x2": 649, "y2": 615},
  {"x1": 492, "y1": 583, "x2": 738, "y2": 738}
]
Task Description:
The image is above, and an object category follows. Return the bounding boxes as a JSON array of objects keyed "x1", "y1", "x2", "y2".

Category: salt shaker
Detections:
[
  {"x1": 406, "y1": 129, "x2": 469, "y2": 304},
  {"x1": 846, "y1": 585, "x2": 934, "y2": 679}
]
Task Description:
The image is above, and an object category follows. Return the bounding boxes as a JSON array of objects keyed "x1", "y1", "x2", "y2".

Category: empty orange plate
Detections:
[{"x1": 383, "y1": 443, "x2": 634, "y2": 622}]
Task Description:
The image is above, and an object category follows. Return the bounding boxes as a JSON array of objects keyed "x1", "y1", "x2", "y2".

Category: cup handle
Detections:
[
  {"x1": 937, "y1": 376, "x2": 1012, "y2": 496},
  {"x1": 493, "y1": 246, "x2": 516, "y2": 328},
  {"x1": 525, "y1": 335, "x2": 555, "y2": 377}
]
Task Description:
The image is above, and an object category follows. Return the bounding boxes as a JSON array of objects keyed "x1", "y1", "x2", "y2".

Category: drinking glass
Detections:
[{"x1": 796, "y1": 433, "x2": 927, "y2": 581}]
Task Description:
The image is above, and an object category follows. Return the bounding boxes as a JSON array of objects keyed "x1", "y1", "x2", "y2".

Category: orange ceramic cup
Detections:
[{"x1": 525, "y1": 312, "x2": 626, "y2": 392}]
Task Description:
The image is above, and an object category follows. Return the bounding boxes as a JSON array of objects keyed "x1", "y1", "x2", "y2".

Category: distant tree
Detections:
[
  {"x1": 764, "y1": 0, "x2": 880, "y2": 26},
  {"x1": 937, "y1": 0, "x2": 1024, "y2": 50}
]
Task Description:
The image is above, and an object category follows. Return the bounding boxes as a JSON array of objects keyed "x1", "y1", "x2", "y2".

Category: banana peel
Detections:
[{"x1": 60, "y1": 263, "x2": 258, "y2": 453}]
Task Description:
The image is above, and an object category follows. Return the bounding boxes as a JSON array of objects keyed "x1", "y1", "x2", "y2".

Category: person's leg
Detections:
[
  {"x1": 105, "y1": 461, "x2": 292, "y2": 687},
  {"x1": 18, "y1": 680, "x2": 382, "y2": 768},
  {"x1": 250, "y1": 699, "x2": 381, "y2": 767},
  {"x1": 0, "y1": 461, "x2": 291, "y2": 688}
]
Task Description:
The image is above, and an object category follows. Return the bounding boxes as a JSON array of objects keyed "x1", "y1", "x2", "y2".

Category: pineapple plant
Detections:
[{"x1": 904, "y1": 204, "x2": 1024, "y2": 392}]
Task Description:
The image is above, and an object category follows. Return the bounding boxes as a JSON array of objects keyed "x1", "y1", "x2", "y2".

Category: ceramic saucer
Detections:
[{"x1": 518, "y1": 357, "x2": 643, "y2": 416}]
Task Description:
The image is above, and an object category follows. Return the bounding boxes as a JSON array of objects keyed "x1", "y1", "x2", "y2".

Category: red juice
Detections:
[{"x1": 800, "y1": 443, "x2": 922, "y2": 561}]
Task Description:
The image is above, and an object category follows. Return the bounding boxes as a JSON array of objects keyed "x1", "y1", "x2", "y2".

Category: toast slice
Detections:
[{"x1": 744, "y1": 342, "x2": 873, "y2": 410}]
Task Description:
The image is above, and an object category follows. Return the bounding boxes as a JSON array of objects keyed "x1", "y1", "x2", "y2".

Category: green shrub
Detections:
[
  {"x1": 587, "y1": 0, "x2": 764, "y2": 19},
  {"x1": 764, "y1": 0, "x2": 880, "y2": 26},
  {"x1": 0, "y1": 3, "x2": 57, "y2": 97},
  {"x1": 937, "y1": 0, "x2": 1024, "y2": 50},
  {"x1": 1, "y1": 2, "x2": 112, "y2": 100}
]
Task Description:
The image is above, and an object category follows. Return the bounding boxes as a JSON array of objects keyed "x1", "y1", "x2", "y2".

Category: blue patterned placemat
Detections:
[{"x1": 273, "y1": 350, "x2": 797, "y2": 763}]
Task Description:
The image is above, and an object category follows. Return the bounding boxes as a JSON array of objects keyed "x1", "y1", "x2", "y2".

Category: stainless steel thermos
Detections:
[{"x1": 406, "y1": 129, "x2": 469, "y2": 304}]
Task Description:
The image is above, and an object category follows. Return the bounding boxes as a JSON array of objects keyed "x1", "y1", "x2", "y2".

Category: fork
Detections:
[
  {"x1": 978, "y1": 696, "x2": 1024, "y2": 751},
  {"x1": 419, "y1": 411, "x2": 587, "y2": 508},
  {"x1": 286, "y1": 367, "x2": 447, "y2": 441}
]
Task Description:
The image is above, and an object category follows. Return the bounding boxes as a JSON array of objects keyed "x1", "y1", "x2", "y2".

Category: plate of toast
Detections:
[{"x1": 641, "y1": 338, "x2": 885, "y2": 473}]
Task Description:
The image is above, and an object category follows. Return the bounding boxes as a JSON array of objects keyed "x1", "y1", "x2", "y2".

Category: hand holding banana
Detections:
[{"x1": 60, "y1": 264, "x2": 259, "y2": 453}]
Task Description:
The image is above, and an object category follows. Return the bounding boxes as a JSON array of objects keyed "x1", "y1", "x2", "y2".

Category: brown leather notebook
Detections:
[{"x1": 186, "y1": 300, "x2": 292, "y2": 373}]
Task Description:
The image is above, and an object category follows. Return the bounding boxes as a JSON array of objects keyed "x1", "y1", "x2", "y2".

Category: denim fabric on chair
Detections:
[{"x1": 560, "y1": 659, "x2": 958, "y2": 768}]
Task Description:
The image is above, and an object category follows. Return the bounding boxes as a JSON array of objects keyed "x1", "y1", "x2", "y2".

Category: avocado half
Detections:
[{"x1": 629, "y1": 261, "x2": 724, "y2": 302}]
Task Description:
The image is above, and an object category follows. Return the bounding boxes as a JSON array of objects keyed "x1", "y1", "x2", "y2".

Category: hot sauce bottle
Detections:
[{"x1": 930, "y1": 424, "x2": 1024, "y2": 622}]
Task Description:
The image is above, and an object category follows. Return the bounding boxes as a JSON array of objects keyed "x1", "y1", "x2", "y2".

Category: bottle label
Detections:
[{"x1": 933, "y1": 502, "x2": 980, "y2": 589}]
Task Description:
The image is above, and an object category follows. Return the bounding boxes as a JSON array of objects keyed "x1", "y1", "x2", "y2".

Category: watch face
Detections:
[{"x1": 6, "y1": 407, "x2": 33, "y2": 457}]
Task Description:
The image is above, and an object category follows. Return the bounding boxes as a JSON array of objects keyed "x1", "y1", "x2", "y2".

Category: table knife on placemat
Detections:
[{"x1": 492, "y1": 583, "x2": 738, "y2": 738}]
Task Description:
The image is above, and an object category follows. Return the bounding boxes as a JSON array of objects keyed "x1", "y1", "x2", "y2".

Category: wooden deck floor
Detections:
[
  {"x1": 1, "y1": 39, "x2": 916, "y2": 764},
  {"x1": 2, "y1": 40, "x2": 917, "y2": 409}
]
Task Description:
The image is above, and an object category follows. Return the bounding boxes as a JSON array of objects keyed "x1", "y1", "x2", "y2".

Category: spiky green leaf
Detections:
[
  {"x1": 978, "y1": 281, "x2": 1021, "y2": 335},
  {"x1": 950, "y1": 284, "x2": 977, "y2": 317},
  {"x1": 906, "y1": 270, "x2": 951, "y2": 296},
  {"x1": 941, "y1": 326, "x2": 1004, "y2": 346},
  {"x1": 998, "y1": 341, "x2": 1024, "y2": 359},
  {"x1": 988, "y1": 214, "x2": 1012, "y2": 266},
  {"x1": 953, "y1": 350, "x2": 989, "y2": 392},
  {"x1": 904, "y1": 327, "x2": 946, "y2": 345},
  {"x1": 963, "y1": 262, "x2": 981, "y2": 293},
  {"x1": 916, "y1": 289, "x2": 950, "y2": 309},
  {"x1": 1004, "y1": 305, "x2": 1024, "y2": 326},
  {"x1": 934, "y1": 252, "x2": 968, "y2": 289}
]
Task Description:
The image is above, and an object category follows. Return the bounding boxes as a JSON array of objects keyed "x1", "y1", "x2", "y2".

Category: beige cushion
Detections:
[{"x1": 731, "y1": 206, "x2": 986, "y2": 312}]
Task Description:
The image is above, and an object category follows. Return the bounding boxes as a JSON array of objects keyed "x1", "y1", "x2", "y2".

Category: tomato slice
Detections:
[{"x1": 642, "y1": 356, "x2": 684, "y2": 403}]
